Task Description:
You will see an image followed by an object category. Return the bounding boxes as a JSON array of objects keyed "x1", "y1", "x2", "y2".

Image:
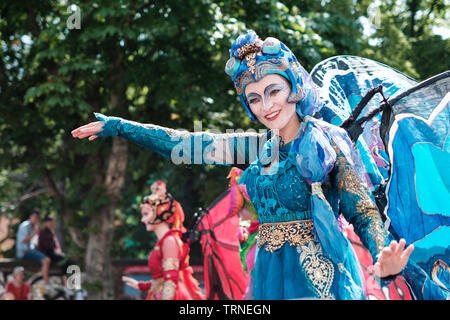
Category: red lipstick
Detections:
[{"x1": 264, "y1": 110, "x2": 281, "y2": 121}]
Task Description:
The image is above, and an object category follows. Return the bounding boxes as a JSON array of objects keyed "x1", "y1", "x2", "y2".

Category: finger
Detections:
[
  {"x1": 401, "y1": 244, "x2": 414, "y2": 264},
  {"x1": 381, "y1": 247, "x2": 392, "y2": 259},
  {"x1": 88, "y1": 135, "x2": 98, "y2": 141},
  {"x1": 374, "y1": 262, "x2": 382, "y2": 277},
  {"x1": 72, "y1": 127, "x2": 94, "y2": 138},
  {"x1": 73, "y1": 126, "x2": 101, "y2": 139},
  {"x1": 395, "y1": 239, "x2": 406, "y2": 256},
  {"x1": 71, "y1": 126, "x2": 85, "y2": 135},
  {"x1": 71, "y1": 123, "x2": 97, "y2": 135},
  {"x1": 72, "y1": 122, "x2": 103, "y2": 137},
  {"x1": 71, "y1": 129, "x2": 83, "y2": 137},
  {"x1": 389, "y1": 240, "x2": 397, "y2": 252},
  {"x1": 73, "y1": 131, "x2": 92, "y2": 139},
  {"x1": 79, "y1": 124, "x2": 102, "y2": 134}
]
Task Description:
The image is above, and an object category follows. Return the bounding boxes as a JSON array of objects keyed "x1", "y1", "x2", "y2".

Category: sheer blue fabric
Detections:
[{"x1": 94, "y1": 112, "x2": 267, "y2": 166}]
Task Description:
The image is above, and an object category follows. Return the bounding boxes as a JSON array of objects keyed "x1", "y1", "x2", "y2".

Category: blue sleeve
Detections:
[
  {"x1": 94, "y1": 113, "x2": 267, "y2": 166},
  {"x1": 16, "y1": 222, "x2": 30, "y2": 258},
  {"x1": 16, "y1": 223, "x2": 29, "y2": 244},
  {"x1": 331, "y1": 144, "x2": 391, "y2": 261}
]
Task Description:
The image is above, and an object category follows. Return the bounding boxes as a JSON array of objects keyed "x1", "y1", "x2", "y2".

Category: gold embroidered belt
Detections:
[{"x1": 257, "y1": 220, "x2": 315, "y2": 253}]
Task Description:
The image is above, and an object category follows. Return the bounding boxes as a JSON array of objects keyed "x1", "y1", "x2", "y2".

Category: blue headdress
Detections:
[{"x1": 225, "y1": 30, "x2": 322, "y2": 120}]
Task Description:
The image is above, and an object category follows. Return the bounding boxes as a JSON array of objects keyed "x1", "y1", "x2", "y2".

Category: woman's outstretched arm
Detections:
[{"x1": 72, "y1": 113, "x2": 268, "y2": 166}]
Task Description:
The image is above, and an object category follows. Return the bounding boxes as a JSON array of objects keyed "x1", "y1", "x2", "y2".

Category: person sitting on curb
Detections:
[
  {"x1": 16, "y1": 209, "x2": 54, "y2": 295},
  {"x1": 5, "y1": 266, "x2": 31, "y2": 300},
  {"x1": 37, "y1": 214, "x2": 75, "y2": 297}
]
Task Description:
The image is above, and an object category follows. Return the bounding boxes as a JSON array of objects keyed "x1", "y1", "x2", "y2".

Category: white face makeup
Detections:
[
  {"x1": 245, "y1": 74, "x2": 297, "y2": 131},
  {"x1": 140, "y1": 203, "x2": 156, "y2": 231},
  {"x1": 156, "y1": 184, "x2": 167, "y2": 199}
]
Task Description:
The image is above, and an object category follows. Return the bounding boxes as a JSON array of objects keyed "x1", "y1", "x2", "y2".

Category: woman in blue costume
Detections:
[{"x1": 72, "y1": 31, "x2": 416, "y2": 300}]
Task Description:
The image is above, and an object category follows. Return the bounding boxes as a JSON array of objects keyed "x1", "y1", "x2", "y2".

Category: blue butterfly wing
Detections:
[
  {"x1": 310, "y1": 56, "x2": 450, "y2": 299},
  {"x1": 310, "y1": 55, "x2": 417, "y2": 189}
]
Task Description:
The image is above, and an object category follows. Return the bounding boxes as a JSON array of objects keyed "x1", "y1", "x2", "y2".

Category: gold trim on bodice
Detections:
[{"x1": 162, "y1": 257, "x2": 180, "y2": 271}]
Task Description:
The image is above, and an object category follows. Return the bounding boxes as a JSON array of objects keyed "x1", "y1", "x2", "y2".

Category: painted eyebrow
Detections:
[{"x1": 246, "y1": 83, "x2": 286, "y2": 100}]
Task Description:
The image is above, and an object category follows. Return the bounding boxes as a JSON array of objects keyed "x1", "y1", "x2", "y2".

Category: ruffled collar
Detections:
[{"x1": 253, "y1": 121, "x2": 307, "y2": 176}]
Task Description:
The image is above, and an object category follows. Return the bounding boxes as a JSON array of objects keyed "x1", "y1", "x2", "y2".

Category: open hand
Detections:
[
  {"x1": 122, "y1": 276, "x2": 139, "y2": 290},
  {"x1": 54, "y1": 248, "x2": 65, "y2": 256},
  {"x1": 71, "y1": 121, "x2": 104, "y2": 141},
  {"x1": 374, "y1": 239, "x2": 414, "y2": 278}
]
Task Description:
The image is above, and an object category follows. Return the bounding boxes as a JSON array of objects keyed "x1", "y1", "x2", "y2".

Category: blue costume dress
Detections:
[{"x1": 90, "y1": 31, "x2": 449, "y2": 299}]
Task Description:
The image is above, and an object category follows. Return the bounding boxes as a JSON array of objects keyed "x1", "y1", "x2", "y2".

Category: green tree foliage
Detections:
[
  {"x1": 359, "y1": 0, "x2": 449, "y2": 80},
  {"x1": 0, "y1": 0, "x2": 447, "y2": 298}
]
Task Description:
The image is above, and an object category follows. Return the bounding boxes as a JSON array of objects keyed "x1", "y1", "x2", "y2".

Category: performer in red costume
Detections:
[{"x1": 122, "y1": 181, "x2": 205, "y2": 300}]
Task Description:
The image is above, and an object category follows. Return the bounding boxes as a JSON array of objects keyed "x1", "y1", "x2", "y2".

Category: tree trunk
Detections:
[
  {"x1": 84, "y1": 45, "x2": 127, "y2": 299},
  {"x1": 84, "y1": 136, "x2": 128, "y2": 299}
]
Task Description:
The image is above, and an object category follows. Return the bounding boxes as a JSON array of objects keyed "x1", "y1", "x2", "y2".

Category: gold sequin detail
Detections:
[
  {"x1": 237, "y1": 43, "x2": 263, "y2": 61},
  {"x1": 335, "y1": 155, "x2": 369, "y2": 200},
  {"x1": 257, "y1": 220, "x2": 315, "y2": 253},
  {"x1": 148, "y1": 278, "x2": 164, "y2": 298},
  {"x1": 161, "y1": 280, "x2": 177, "y2": 300},
  {"x1": 244, "y1": 51, "x2": 258, "y2": 73},
  {"x1": 311, "y1": 182, "x2": 324, "y2": 198},
  {"x1": 162, "y1": 257, "x2": 180, "y2": 271},
  {"x1": 234, "y1": 58, "x2": 289, "y2": 95},
  {"x1": 333, "y1": 145, "x2": 386, "y2": 252},
  {"x1": 298, "y1": 241, "x2": 335, "y2": 300}
]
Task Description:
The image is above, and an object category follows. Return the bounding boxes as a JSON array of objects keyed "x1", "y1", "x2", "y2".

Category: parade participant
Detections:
[
  {"x1": 73, "y1": 31, "x2": 447, "y2": 299},
  {"x1": 122, "y1": 184, "x2": 204, "y2": 300},
  {"x1": 146, "y1": 181, "x2": 186, "y2": 232}
]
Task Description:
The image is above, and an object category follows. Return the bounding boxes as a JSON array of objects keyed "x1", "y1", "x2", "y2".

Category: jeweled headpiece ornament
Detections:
[
  {"x1": 236, "y1": 41, "x2": 263, "y2": 74},
  {"x1": 225, "y1": 30, "x2": 321, "y2": 121},
  {"x1": 150, "y1": 180, "x2": 166, "y2": 194}
]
